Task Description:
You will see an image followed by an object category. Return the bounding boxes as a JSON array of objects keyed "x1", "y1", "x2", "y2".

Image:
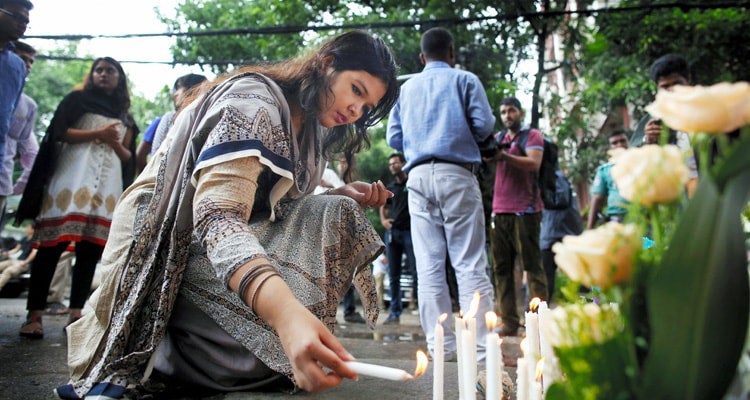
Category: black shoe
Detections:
[
  {"x1": 497, "y1": 323, "x2": 519, "y2": 337},
  {"x1": 383, "y1": 314, "x2": 400, "y2": 325},
  {"x1": 344, "y1": 312, "x2": 366, "y2": 324}
]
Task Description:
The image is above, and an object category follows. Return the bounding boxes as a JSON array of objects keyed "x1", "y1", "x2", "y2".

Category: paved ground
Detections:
[{"x1": 0, "y1": 297, "x2": 523, "y2": 400}]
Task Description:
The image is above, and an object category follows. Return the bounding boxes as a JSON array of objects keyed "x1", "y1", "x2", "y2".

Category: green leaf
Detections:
[
  {"x1": 713, "y1": 129, "x2": 750, "y2": 191},
  {"x1": 641, "y1": 160, "x2": 750, "y2": 398}
]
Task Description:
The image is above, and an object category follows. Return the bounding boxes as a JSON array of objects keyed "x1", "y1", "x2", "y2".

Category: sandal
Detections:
[{"x1": 19, "y1": 315, "x2": 43, "y2": 339}]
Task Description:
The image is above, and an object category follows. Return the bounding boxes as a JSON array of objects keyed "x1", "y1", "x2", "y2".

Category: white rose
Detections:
[
  {"x1": 552, "y1": 222, "x2": 641, "y2": 289},
  {"x1": 610, "y1": 145, "x2": 689, "y2": 206},
  {"x1": 645, "y1": 81, "x2": 750, "y2": 134}
]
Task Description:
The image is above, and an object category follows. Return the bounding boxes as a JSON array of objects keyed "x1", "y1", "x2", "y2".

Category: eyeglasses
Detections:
[{"x1": 0, "y1": 8, "x2": 30, "y2": 25}]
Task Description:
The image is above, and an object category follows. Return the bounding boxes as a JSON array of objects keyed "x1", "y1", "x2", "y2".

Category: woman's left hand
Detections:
[
  {"x1": 331, "y1": 181, "x2": 393, "y2": 208},
  {"x1": 274, "y1": 300, "x2": 358, "y2": 392}
]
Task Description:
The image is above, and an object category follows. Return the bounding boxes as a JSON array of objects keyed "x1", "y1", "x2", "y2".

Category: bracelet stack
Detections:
[{"x1": 237, "y1": 263, "x2": 281, "y2": 311}]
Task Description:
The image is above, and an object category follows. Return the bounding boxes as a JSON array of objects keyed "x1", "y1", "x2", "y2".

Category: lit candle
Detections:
[
  {"x1": 485, "y1": 312, "x2": 501, "y2": 400},
  {"x1": 433, "y1": 313, "x2": 447, "y2": 400},
  {"x1": 537, "y1": 300, "x2": 557, "y2": 392},
  {"x1": 529, "y1": 359, "x2": 544, "y2": 400},
  {"x1": 526, "y1": 298, "x2": 541, "y2": 360},
  {"x1": 345, "y1": 361, "x2": 414, "y2": 381},
  {"x1": 346, "y1": 351, "x2": 428, "y2": 382},
  {"x1": 461, "y1": 323, "x2": 476, "y2": 400}
]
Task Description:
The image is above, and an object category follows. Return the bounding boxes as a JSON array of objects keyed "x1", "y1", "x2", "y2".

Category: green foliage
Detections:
[
  {"x1": 159, "y1": 0, "x2": 314, "y2": 74},
  {"x1": 641, "y1": 130, "x2": 750, "y2": 398},
  {"x1": 23, "y1": 43, "x2": 170, "y2": 143},
  {"x1": 23, "y1": 44, "x2": 89, "y2": 135}
]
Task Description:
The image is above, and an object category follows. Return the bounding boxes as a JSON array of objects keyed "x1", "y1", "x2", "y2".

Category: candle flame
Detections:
[
  {"x1": 529, "y1": 297, "x2": 542, "y2": 312},
  {"x1": 438, "y1": 313, "x2": 448, "y2": 323},
  {"x1": 464, "y1": 291, "x2": 481, "y2": 319},
  {"x1": 485, "y1": 311, "x2": 497, "y2": 330},
  {"x1": 535, "y1": 358, "x2": 545, "y2": 381},
  {"x1": 413, "y1": 350, "x2": 429, "y2": 378}
]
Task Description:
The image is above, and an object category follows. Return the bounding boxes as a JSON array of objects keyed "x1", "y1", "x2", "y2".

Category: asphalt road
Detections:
[{"x1": 0, "y1": 296, "x2": 522, "y2": 400}]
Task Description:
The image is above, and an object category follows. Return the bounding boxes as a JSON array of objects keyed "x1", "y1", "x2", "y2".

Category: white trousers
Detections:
[{"x1": 407, "y1": 162, "x2": 495, "y2": 361}]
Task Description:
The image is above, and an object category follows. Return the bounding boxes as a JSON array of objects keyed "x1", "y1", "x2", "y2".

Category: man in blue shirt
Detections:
[
  {"x1": 386, "y1": 27, "x2": 496, "y2": 362},
  {"x1": 0, "y1": 0, "x2": 33, "y2": 214},
  {"x1": 587, "y1": 129, "x2": 630, "y2": 229}
]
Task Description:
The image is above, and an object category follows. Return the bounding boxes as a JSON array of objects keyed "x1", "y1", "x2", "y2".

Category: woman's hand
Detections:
[
  {"x1": 275, "y1": 301, "x2": 358, "y2": 392},
  {"x1": 329, "y1": 180, "x2": 393, "y2": 208},
  {"x1": 98, "y1": 122, "x2": 122, "y2": 146}
]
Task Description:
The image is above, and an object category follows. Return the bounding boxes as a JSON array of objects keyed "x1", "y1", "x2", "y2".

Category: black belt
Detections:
[{"x1": 412, "y1": 158, "x2": 476, "y2": 173}]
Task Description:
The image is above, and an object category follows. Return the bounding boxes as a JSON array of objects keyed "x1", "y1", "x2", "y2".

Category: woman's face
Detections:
[
  {"x1": 172, "y1": 85, "x2": 187, "y2": 109},
  {"x1": 318, "y1": 70, "x2": 387, "y2": 128},
  {"x1": 91, "y1": 60, "x2": 121, "y2": 94}
]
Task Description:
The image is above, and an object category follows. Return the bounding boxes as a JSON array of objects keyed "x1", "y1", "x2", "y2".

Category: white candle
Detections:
[
  {"x1": 345, "y1": 361, "x2": 414, "y2": 381},
  {"x1": 525, "y1": 310, "x2": 540, "y2": 359},
  {"x1": 517, "y1": 358, "x2": 528, "y2": 400},
  {"x1": 433, "y1": 314, "x2": 447, "y2": 400},
  {"x1": 455, "y1": 315, "x2": 465, "y2": 400},
  {"x1": 485, "y1": 312, "x2": 501, "y2": 400},
  {"x1": 530, "y1": 359, "x2": 544, "y2": 400},
  {"x1": 537, "y1": 301, "x2": 558, "y2": 392},
  {"x1": 461, "y1": 325, "x2": 477, "y2": 400}
]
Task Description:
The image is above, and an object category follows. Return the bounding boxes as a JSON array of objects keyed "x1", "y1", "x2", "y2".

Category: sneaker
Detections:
[
  {"x1": 383, "y1": 314, "x2": 400, "y2": 325},
  {"x1": 45, "y1": 302, "x2": 69, "y2": 316},
  {"x1": 343, "y1": 312, "x2": 366, "y2": 324}
]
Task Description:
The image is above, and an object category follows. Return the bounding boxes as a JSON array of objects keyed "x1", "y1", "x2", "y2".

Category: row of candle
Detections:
[
  {"x1": 516, "y1": 298, "x2": 559, "y2": 400},
  {"x1": 433, "y1": 292, "x2": 505, "y2": 400}
]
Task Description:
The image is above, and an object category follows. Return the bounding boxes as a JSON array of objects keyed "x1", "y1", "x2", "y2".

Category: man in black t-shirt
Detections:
[{"x1": 379, "y1": 153, "x2": 417, "y2": 325}]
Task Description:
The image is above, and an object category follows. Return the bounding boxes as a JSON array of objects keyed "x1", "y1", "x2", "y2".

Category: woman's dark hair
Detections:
[
  {"x1": 174, "y1": 73, "x2": 207, "y2": 92},
  {"x1": 83, "y1": 57, "x2": 131, "y2": 115},
  {"x1": 203, "y1": 31, "x2": 399, "y2": 182}
]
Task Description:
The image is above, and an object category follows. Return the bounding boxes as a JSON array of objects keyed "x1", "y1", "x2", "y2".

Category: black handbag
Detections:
[{"x1": 13, "y1": 129, "x2": 62, "y2": 226}]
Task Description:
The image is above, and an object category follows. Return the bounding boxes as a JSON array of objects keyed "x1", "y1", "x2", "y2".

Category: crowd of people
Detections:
[{"x1": 1, "y1": 1, "x2": 716, "y2": 397}]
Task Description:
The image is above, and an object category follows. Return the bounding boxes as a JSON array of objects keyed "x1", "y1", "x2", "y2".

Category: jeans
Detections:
[
  {"x1": 342, "y1": 286, "x2": 356, "y2": 316},
  {"x1": 489, "y1": 212, "x2": 548, "y2": 328},
  {"x1": 407, "y1": 162, "x2": 495, "y2": 360},
  {"x1": 385, "y1": 227, "x2": 416, "y2": 317}
]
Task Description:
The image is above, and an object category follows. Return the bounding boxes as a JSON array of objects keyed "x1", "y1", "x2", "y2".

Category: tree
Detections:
[
  {"x1": 24, "y1": 43, "x2": 172, "y2": 141},
  {"x1": 158, "y1": 0, "x2": 316, "y2": 74},
  {"x1": 159, "y1": 0, "x2": 749, "y2": 208},
  {"x1": 23, "y1": 44, "x2": 89, "y2": 136},
  {"x1": 556, "y1": 0, "x2": 750, "y2": 186}
]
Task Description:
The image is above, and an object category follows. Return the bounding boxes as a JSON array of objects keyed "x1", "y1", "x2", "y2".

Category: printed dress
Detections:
[
  {"x1": 58, "y1": 73, "x2": 382, "y2": 399},
  {"x1": 34, "y1": 113, "x2": 126, "y2": 247}
]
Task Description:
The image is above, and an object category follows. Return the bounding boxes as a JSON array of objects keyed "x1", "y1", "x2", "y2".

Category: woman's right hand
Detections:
[
  {"x1": 274, "y1": 300, "x2": 358, "y2": 392},
  {"x1": 98, "y1": 121, "x2": 122, "y2": 146}
]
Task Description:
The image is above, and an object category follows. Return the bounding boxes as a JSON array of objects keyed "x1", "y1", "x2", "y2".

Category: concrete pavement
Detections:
[{"x1": 0, "y1": 297, "x2": 522, "y2": 399}]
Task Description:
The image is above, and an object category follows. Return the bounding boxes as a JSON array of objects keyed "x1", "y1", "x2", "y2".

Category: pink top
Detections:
[{"x1": 491, "y1": 128, "x2": 544, "y2": 214}]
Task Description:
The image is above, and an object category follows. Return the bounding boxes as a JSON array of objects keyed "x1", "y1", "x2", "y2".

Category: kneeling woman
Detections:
[{"x1": 57, "y1": 31, "x2": 399, "y2": 399}]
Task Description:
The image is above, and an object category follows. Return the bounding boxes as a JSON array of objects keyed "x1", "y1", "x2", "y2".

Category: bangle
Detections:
[
  {"x1": 249, "y1": 272, "x2": 282, "y2": 311},
  {"x1": 237, "y1": 264, "x2": 277, "y2": 305}
]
